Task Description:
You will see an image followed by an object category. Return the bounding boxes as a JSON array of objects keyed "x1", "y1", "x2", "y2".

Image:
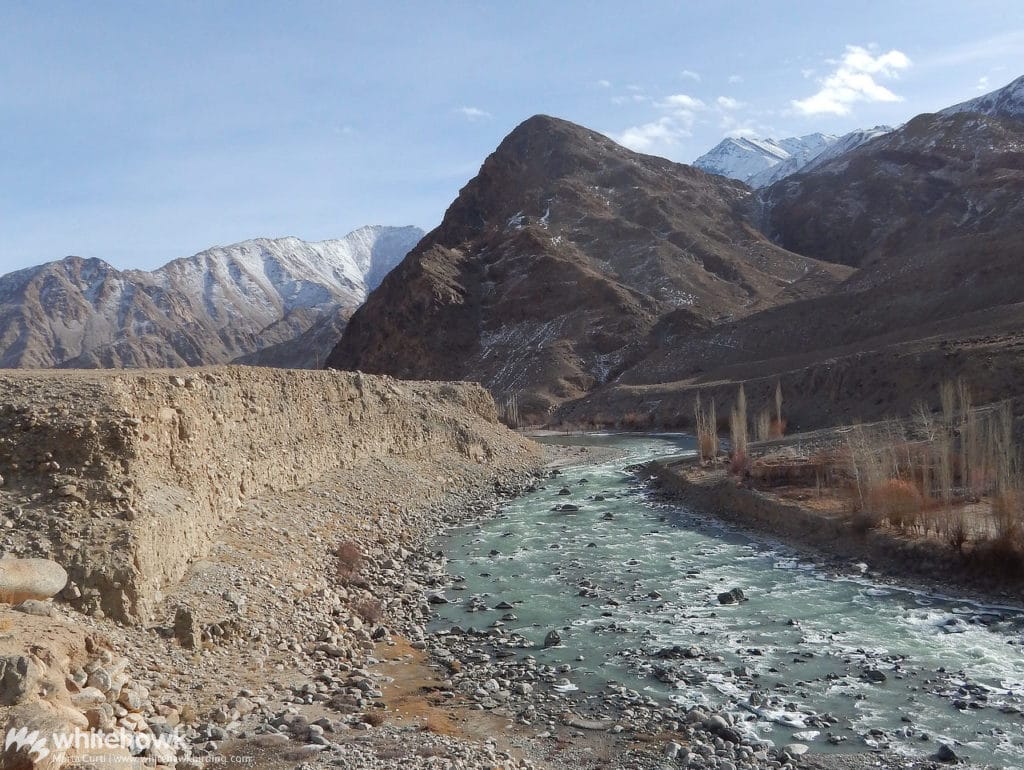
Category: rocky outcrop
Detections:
[
  {"x1": 328, "y1": 115, "x2": 851, "y2": 422},
  {"x1": 0, "y1": 367, "x2": 540, "y2": 623}
]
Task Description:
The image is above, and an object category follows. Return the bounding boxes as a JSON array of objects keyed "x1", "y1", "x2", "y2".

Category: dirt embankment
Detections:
[
  {"x1": 645, "y1": 458, "x2": 1024, "y2": 603},
  {"x1": 0, "y1": 367, "x2": 542, "y2": 623}
]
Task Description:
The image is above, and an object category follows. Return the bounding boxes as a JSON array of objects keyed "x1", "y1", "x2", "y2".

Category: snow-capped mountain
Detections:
[
  {"x1": 0, "y1": 225, "x2": 423, "y2": 369},
  {"x1": 695, "y1": 128, "x2": 893, "y2": 188},
  {"x1": 693, "y1": 133, "x2": 836, "y2": 185},
  {"x1": 939, "y1": 74, "x2": 1024, "y2": 120}
]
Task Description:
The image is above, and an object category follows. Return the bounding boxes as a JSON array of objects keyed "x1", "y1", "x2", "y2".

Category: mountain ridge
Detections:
[{"x1": 0, "y1": 225, "x2": 423, "y2": 369}]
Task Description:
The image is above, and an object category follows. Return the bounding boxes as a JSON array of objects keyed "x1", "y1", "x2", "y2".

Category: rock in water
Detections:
[
  {"x1": 0, "y1": 558, "x2": 67, "y2": 603},
  {"x1": 543, "y1": 630, "x2": 562, "y2": 648},
  {"x1": 934, "y1": 743, "x2": 959, "y2": 763},
  {"x1": 717, "y1": 588, "x2": 746, "y2": 605}
]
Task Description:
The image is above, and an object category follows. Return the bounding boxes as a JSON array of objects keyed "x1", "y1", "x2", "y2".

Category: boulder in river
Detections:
[
  {"x1": 543, "y1": 630, "x2": 562, "y2": 648},
  {"x1": 863, "y1": 669, "x2": 887, "y2": 683},
  {"x1": 934, "y1": 743, "x2": 959, "y2": 763},
  {"x1": 717, "y1": 588, "x2": 747, "y2": 605}
]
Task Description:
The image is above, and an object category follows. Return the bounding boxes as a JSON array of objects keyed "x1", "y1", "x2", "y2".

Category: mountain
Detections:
[
  {"x1": 759, "y1": 111, "x2": 1024, "y2": 269},
  {"x1": 939, "y1": 74, "x2": 1024, "y2": 119},
  {"x1": 327, "y1": 115, "x2": 851, "y2": 421},
  {"x1": 553, "y1": 74, "x2": 1024, "y2": 430},
  {"x1": 693, "y1": 133, "x2": 835, "y2": 185},
  {"x1": 747, "y1": 126, "x2": 892, "y2": 188},
  {"x1": 0, "y1": 225, "x2": 422, "y2": 369},
  {"x1": 694, "y1": 128, "x2": 894, "y2": 189}
]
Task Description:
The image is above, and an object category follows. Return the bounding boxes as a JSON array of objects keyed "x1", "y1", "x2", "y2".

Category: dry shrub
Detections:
[
  {"x1": 693, "y1": 393, "x2": 719, "y2": 464},
  {"x1": 851, "y1": 510, "x2": 882, "y2": 534},
  {"x1": 972, "y1": 536, "x2": 1024, "y2": 578},
  {"x1": 992, "y1": 490, "x2": 1023, "y2": 542},
  {"x1": 361, "y1": 710, "x2": 386, "y2": 727},
  {"x1": 416, "y1": 745, "x2": 450, "y2": 758},
  {"x1": 867, "y1": 479, "x2": 923, "y2": 529},
  {"x1": 620, "y1": 410, "x2": 651, "y2": 430},
  {"x1": 755, "y1": 408, "x2": 772, "y2": 442},
  {"x1": 334, "y1": 540, "x2": 364, "y2": 584},
  {"x1": 946, "y1": 512, "x2": 969, "y2": 553},
  {"x1": 353, "y1": 598, "x2": 383, "y2": 625},
  {"x1": 729, "y1": 385, "x2": 749, "y2": 475}
]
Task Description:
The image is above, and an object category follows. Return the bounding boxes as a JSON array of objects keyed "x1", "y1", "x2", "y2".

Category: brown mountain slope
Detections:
[
  {"x1": 557, "y1": 82, "x2": 1024, "y2": 430},
  {"x1": 327, "y1": 115, "x2": 851, "y2": 420},
  {"x1": 759, "y1": 108, "x2": 1024, "y2": 270}
]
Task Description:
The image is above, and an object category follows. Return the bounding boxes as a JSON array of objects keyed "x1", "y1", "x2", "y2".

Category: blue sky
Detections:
[{"x1": 1, "y1": 1, "x2": 1022, "y2": 273}]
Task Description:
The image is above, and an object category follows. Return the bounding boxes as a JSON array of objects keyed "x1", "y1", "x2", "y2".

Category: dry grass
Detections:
[
  {"x1": 732, "y1": 378, "x2": 1023, "y2": 576},
  {"x1": 832, "y1": 380, "x2": 1024, "y2": 566},
  {"x1": 619, "y1": 410, "x2": 652, "y2": 430},
  {"x1": 866, "y1": 479, "x2": 923, "y2": 529}
]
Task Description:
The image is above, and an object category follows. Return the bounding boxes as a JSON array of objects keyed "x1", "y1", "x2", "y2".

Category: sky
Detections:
[{"x1": 1, "y1": 1, "x2": 1022, "y2": 274}]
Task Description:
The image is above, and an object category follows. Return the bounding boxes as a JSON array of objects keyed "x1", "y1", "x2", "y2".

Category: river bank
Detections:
[{"x1": 644, "y1": 457, "x2": 1024, "y2": 608}]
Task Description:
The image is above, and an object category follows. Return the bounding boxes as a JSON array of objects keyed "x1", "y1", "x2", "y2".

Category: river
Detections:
[{"x1": 431, "y1": 433, "x2": 1024, "y2": 767}]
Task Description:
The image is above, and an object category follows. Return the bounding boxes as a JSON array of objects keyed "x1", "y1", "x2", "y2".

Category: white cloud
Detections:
[
  {"x1": 680, "y1": 69, "x2": 701, "y2": 82},
  {"x1": 596, "y1": 79, "x2": 612, "y2": 88},
  {"x1": 976, "y1": 75, "x2": 990, "y2": 91},
  {"x1": 716, "y1": 96, "x2": 744, "y2": 110},
  {"x1": 657, "y1": 93, "x2": 705, "y2": 111},
  {"x1": 614, "y1": 117, "x2": 690, "y2": 152},
  {"x1": 614, "y1": 93, "x2": 707, "y2": 152},
  {"x1": 792, "y1": 45, "x2": 912, "y2": 116},
  {"x1": 728, "y1": 74, "x2": 743, "y2": 84},
  {"x1": 726, "y1": 127, "x2": 760, "y2": 139},
  {"x1": 455, "y1": 106, "x2": 491, "y2": 121}
]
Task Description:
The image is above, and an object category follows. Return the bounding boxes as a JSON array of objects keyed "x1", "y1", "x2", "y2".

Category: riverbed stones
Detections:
[{"x1": 0, "y1": 557, "x2": 68, "y2": 603}]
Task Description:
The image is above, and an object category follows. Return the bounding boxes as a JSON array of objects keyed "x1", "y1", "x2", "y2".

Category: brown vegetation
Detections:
[
  {"x1": 334, "y1": 540, "x2": 364, "y2": 584},
  {"x1": 743, "y1": 379, "x2": 1024, "y2": 573},
  {"x1": 353, "y1": 598, "x2": 383, "y2": 625}
]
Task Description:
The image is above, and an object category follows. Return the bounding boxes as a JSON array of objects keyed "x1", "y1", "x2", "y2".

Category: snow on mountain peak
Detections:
[
  {"x1": 694, "y1": 133, "x2": 836, "y2": 186},
  {"x1": 694, "y1": 127, "x2": 891, "y2": 188},
  {"x1": 0, "y1": 225, "x2": 424, "y2": 369},
  {"x1": 939, "y1": 74, "x2": 1024, "y2": 120}
]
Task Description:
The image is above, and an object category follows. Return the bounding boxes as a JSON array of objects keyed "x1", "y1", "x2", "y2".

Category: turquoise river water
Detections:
[{"x1": 431, "y1": 433, "x2": 1024, "y2": 767}]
